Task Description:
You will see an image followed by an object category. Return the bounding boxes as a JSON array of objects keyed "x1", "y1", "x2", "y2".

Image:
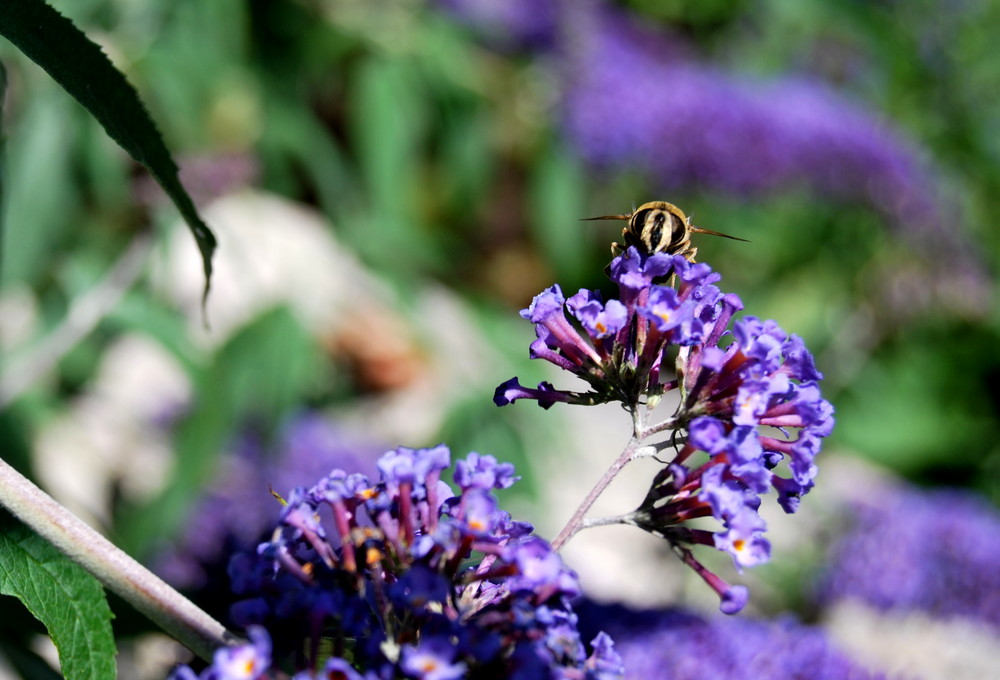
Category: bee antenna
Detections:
[
  {"x1": 689, "y1": 226, "x2": 750, "y2": 243},
  {"x1": 580, "y1": 213, "x2": 631, "y2": 222}
]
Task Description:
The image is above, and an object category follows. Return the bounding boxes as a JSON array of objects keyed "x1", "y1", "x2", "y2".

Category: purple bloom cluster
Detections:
[
  {"x1": 496, "y1": 249, "x2": 833, "y2": 611},
  {"x1": 494, "y1": 249, "x2": 727, "y2": 409},
  {"x1": 562, "y1": 9, "x2": 929, "y2": 202},
  {"x1": 172, "y1": 445, "x2": 623, "y2": 679},
  {"x1": 575, "y1": 602, "x2": 888, "y2": 680},
  {"x1": 819, "y1": 484, "x2": 1000, "y2": 629}
]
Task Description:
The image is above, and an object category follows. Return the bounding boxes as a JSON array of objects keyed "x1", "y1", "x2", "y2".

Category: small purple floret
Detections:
[{"x1": 720, "y1": 585, "x2": 750, "y2": 615}]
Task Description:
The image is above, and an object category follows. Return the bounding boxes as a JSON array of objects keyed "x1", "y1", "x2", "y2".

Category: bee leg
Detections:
[{"x1": 605, "y1": 241, "x2": 626, "y2": 278}]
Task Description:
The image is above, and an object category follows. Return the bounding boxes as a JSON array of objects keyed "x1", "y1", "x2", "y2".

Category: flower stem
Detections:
[
  {"x1": 0, "y1": 457, "x2": 238, "y2": 660},
  {"x1": 551, "y1": 436, "x2": 641, "y2": 551},
  {"x1": 581, "y1": 513, "x2": 631, "y2": 529},
  {"x1": 640, "y1": 415, "x2": 681, "y2": 439}
]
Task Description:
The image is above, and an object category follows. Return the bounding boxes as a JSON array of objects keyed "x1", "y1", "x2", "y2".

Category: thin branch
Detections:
[
  {"x1": 580, "y1": 513, "x2": 631, "y2": 530},
  {"x1": 551, "y1": 436, "x2": 641, "y2": 551},
  {"x1": 639, "y1": 415, "x2": 681, "y2": 439},
  {"x1": 0, "y1": 456, "x2": 238, "y2": 660}
]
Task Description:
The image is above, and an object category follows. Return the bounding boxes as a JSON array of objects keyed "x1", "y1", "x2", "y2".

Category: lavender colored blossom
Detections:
[
  {"x1": 174, "y1": 445, "x2": 623, "y2": 679},
  {"x1": 559, "y1": 6, "x2": 969, "y2": 262},
  {"x1": 168, "y1": 626, "x2": 271, "y2": 680},
  {"x1": 400, "y1": 637, "x2": 467, "y2": 680},
  {"x1": 819, "y1": 484, "x2": 1000, "y2": 629},
  {"x1": 435, "y1": 0, "x2": 557, "y2": 50},
  {"x1": 496, "y1": 249, "x2": 833, "y2": 612},
  {"x1": 453, "y1": 451, "x2": 519, "y2": 490},
  {"x1": 575, "y1": 602, "x2": 888, "y2": 680}
]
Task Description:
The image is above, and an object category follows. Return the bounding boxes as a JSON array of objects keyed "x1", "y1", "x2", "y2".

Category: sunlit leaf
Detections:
[{"x1": 0, "y1": 520, "x2": 116, "y2": 680}]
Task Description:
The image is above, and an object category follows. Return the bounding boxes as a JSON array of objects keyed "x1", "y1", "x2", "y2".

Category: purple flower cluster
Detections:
[
  {"x1": 575, "y1": 602, "x2": 888, "y2": 680},
  {"x1": 494, "y1": 249, "x2": 728, "y2": 409},
  {"x1": 172, "y1": 445, "x2": 623, "y2": 679},
  {"x1": 496, "y1": 248, "x2": 833, "y2": 611},
  {"x1": 819, "y1": 484, "x2": 1000, "y2": 629},
  {"x1": 562, "y1": 9, "x2": 933, "y2": 206}
]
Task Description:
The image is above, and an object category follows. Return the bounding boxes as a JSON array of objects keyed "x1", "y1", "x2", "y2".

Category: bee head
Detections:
[{"x1": 627, "y1": 201, "x2": 689, "y2": 254}]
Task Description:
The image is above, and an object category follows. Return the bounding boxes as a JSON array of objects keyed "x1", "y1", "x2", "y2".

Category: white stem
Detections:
[{"x1": 0, "y1": 457, "x2": 237, "y2": 660}]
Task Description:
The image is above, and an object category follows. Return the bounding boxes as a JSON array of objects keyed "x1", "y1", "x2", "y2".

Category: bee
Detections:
[{"x1": 583, "y1": 200, "x2": 747, "y2": 263}]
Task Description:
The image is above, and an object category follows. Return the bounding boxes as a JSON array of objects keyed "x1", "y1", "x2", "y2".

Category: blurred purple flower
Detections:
[
  {"x1": 169, "y1": 626, "x2": 271, "y2": 680},
  {"x1": 152, "y1": 412, "x2": 383, "y2": 590},
  {"x1": 435, "y1": 0, "x2": 558, "y2": 50},
  {"x1": 441, "y1": 1, "x2": 986, "y2": 304},
  {"x1": 561, "y1": 9, "x2": 948, "y2": 236},
  {"x1": 576, "y1": 602, "x2": 889, "y2": 680},
  {"x1": 819, "y1": 484, "x2": 1000, "y2": 629},
  {"x1": 400, "y1": 637, "x2": 467, "y2": 680}
]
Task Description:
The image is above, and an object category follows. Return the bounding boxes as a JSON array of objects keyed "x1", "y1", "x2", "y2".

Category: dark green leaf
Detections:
[
  {"x1": 0, "y1": 520, "x2": 116, "y2": 680},
  {"x1": 0, "y1": 0, "x2": 216, "y2": 301}
]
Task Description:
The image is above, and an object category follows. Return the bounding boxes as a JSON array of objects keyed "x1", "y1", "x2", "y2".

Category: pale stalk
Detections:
[
  {"x1": 550, "y1": 436, "x2": 641, "y2": 551},
  {"x1": 0, "y1": 457, "x2": 238, "y2": 660},
  {"x1": 580, "y1": 513, "x2": 631, "y2": 530},
  {"x1": 639, "y1": 415, "x2": 681, "y2": 439}
]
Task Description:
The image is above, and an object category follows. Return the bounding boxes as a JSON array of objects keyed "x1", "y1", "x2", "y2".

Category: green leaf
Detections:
[
  {"x1": 0, "y1": 519, "x2": 116, "y2": 680},
  {"x1": 0, "y1": 0, "x2": 216, "y2": 301}
]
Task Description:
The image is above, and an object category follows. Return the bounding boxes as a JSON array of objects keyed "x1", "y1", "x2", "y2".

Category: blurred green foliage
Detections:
[{"x1": 2, "y1": 0, "x2": 1000, "y2": 667}]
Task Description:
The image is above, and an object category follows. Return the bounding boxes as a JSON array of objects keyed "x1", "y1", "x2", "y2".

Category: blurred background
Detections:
[{"x1": 1, "y1": 0, "x2": 999, "y2": 678}]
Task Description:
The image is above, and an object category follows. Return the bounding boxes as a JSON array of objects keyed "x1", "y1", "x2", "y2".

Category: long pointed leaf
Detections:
[{"x1": 0, "y1": 0, "x2": 216, "y2": 300}]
